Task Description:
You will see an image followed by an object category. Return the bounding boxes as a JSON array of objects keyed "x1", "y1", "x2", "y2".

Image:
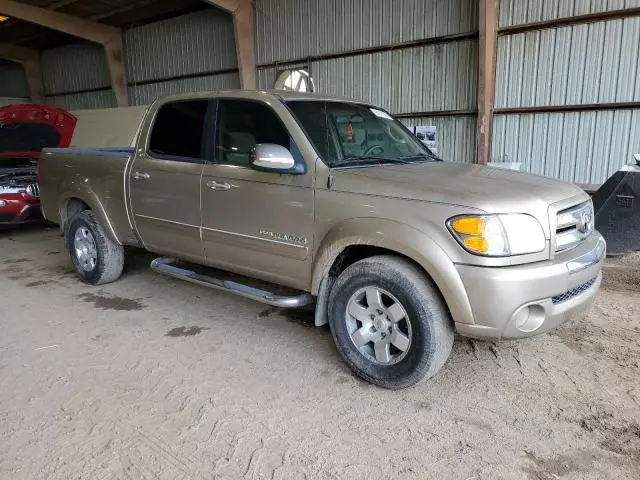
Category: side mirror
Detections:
[{"x1": 251, "y1": 143, "x2": 295, "y2": 172}]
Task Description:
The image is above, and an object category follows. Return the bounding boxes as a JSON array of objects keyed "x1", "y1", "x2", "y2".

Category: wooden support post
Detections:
[
  {"x1": 477, "y1": 0, "x2": 498, "y2": 165},
  {"x1": 0, "y1": 0, "x2": 128, "y2": 105},
  {"x1": 233, "y1": 1, "x2": 257, "y2": 89},
  {"x1": 204, "y1": 0, "x2": 257, "y2": 90},
  {"x1": 104, "y1": 37, "x2": 128, "y2": 107},
  {"x1": 22, "y1": 56, "x2": 44, "y2": 103},
  {"x1": 0, "y1": 42, "x2": 44, "y2": 103}
]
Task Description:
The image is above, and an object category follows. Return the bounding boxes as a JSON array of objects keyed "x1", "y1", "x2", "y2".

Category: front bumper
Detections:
[
  {"x1": 455, "y1": 233, "x2": 605, "y2": 340},
  {"x1": 0, "y1": 194, "x2": 42, "y2": 225}
]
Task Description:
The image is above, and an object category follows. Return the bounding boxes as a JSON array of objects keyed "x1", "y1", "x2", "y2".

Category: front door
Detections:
[
  {"x1": 201, "y1": 98, "x2": 314, "y2": 290},
  {"x1": 129, "y1": 99, "x2": 212, "y2": 263}
]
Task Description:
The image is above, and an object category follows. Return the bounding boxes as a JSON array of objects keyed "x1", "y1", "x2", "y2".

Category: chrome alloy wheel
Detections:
[
  {"x1": 345, "y1": 287, "x2": 412, "y2": 365},
  {"x1": 74, "y1": 226, "x2": 98, "y2": 272}
]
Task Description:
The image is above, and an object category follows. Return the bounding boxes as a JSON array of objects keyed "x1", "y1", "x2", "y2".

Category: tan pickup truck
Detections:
[{"x1": 39, "y1": 90, "x2": 606, "y2": 389}]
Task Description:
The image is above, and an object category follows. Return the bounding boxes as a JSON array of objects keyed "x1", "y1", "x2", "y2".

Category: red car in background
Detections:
[{"x1": 0, "y1": 104, "x2": 76, "y2": 226}]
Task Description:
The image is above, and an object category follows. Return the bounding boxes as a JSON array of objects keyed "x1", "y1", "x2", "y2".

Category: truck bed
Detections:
[{"x1": 38, "y1": 147, "x2": 138, "y2": 245}]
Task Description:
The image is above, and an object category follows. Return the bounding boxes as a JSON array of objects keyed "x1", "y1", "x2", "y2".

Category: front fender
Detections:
[
  {"x1": 59, "y1": 187, "x2": 121, "y2": 245},
  {"x1": 311, "y1": 218, "x2": 475, "y2": 326}
]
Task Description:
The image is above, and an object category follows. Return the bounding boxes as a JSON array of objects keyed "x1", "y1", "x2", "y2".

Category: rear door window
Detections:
[{"x1": 148, "y1": 100, "x2": 210, "y2": 162}]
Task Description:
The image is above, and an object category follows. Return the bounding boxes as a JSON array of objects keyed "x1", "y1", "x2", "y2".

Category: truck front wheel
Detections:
[
  {"x1": 65, "y1": 210, "x2": 124, "y2": 285},
  {"x1": 328, "y1": 255, "x2": 454, "y2": 389}
]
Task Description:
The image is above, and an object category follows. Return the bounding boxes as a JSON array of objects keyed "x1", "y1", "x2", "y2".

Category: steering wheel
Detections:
[{"x1": 363, "y1": 144, "x2": 384, "y2": 156}]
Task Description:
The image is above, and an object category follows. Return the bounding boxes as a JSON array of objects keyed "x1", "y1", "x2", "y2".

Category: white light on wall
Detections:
[{"x1": 274, "y1": 69, "x2": 315, "y2": 93}]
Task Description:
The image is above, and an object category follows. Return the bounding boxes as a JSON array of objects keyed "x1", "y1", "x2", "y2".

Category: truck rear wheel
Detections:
[
  {"x1": 328, "y1": 255, "x2": 454, "y2": 389},
  {"x1": 65, "y1": 210, "x2": 124, "y2": 285}
]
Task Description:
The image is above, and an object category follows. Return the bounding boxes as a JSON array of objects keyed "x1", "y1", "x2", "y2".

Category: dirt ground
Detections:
[{"x1": 1, "y1": 225, "x2": 639, "y2": 480}]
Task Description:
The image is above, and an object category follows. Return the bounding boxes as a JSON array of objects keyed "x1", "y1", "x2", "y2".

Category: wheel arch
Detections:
[
  {"x1": 59, "y1": 191, "x2": 121, "y2": 245},
  {"x1": 311, "y1": 218, "x2": 475, "y2": 327}
]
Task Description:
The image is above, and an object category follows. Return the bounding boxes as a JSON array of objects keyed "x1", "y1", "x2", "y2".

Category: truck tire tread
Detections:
[
  {"x1": 65, "y1": 210, "x2": 124, "y2": 285},
  {"x1": 328, "y1": 255, "x2": 454, "y2": 389}
]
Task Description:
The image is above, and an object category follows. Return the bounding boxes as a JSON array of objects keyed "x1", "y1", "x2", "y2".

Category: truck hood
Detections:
[{"x1": 331, "y1": 162, "x2": 588, "y2": 229}]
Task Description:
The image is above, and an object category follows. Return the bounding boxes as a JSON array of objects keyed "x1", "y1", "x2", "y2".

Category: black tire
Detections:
[
  {"x1": 328, "y1": 255, "x2": 454, "y2": 389},
  {"x1": 64, "y1": 210, "x2": 124, "y2": 285}
]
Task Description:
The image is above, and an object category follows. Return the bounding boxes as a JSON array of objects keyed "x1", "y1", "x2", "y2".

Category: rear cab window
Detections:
[{"x1": 148, "y1": 100, "x2": 210, "y2": 162}]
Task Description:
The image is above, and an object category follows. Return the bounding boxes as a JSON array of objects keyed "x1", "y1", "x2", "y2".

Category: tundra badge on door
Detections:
[{"x1": 259, "y1": 229, "x2": 307, "y2": 245}]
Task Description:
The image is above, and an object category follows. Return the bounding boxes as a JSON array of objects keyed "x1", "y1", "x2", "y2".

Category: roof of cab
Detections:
[{"x1": 154, "y1": 89, "x2": 367, "y2": 105}]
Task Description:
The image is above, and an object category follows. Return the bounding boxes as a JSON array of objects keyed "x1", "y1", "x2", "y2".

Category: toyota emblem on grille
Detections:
[{"x1": 577, "y1": 212, "x2": 593, "y2": 234}]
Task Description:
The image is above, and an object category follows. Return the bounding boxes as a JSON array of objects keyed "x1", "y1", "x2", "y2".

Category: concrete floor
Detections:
[{"x1": 1, "y1": 225, "x2": 639, "y2": 480}]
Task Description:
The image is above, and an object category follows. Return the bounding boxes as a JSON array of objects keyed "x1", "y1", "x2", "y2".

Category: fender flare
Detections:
[
  {"x1": 311, "y1": 218, "x2": 475, "y2": 326},
  {"x1": 59, "y1": 188, "x2": 121, "y2": 245}
]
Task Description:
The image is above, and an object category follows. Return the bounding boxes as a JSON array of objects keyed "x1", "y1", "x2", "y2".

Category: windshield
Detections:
[{"x1": 286, "y1": 101, "x2": 438, "y2": 168}]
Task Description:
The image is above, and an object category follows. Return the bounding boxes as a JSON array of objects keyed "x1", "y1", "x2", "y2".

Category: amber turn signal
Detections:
[
  {"x1": 451, "y1": 217, "x2": 485, "y2": 236},
  {"x1": 462, "y1": 236, "x2": 489, "y2": 253}
]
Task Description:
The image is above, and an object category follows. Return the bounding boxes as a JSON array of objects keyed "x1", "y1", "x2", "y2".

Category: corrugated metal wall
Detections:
[
  {"x1": 129, "y1": 72, "x2": 240, "y2": 105},
  {"x1": 493, "y1": 1, "x2": 640, "y2": 184},
  {"x1": 0, "y1": 61, "x2": 29, "y2": 98},
  {"x1": 0, "y1": 97, "x2": 28, "y2": 107},
  {"x1": 42, "y1": 42, "x2": 110, "y2": 96},
  {"x1": 492, "y1": 110, "x2": 640, "y2": 183},
  {"x1": 400, "y1": 116, "x2": 477, "y2": 163},
  {"x1": 256, "y1": 0, "x2": 478, "y2": 64},
  {"x1": 45, "y1": 90, "x2": 116, "y2": 111},
  {"x1": 125, "y1": 8, "x2": 237, "y2": 85},
  {"x1": 499, "y1": 0, "x2": 640, "y2": 27},
  {"x1": 255, "y1": 0, "x2": 479, "y2": 163},
  {"x1": 495, "y1": 17, "x2": 640, "y2": 108},
  {"x1": 42, "y1": 7, "x2": 238, "y2": 111},
  {"x1": 258, "y1": 40, "x2": 478, "y2": 114}
]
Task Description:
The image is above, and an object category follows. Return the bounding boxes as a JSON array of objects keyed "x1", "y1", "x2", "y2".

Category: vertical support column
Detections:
[
  {"x1": 23, "y1": 56, "x2": 44, "y2": 103},
  {"x1": 104, "y1": 36, "x2": 128, "y2": 107},
  {"x1": 476, "y1": 0, "x2": 498, "y2": 165},
  {"x1": 0, "y1": 43, "x2": 44, "y2": 103},
  {"x1": 233, "y1": 0, "x2": 257, "y2": 90}
]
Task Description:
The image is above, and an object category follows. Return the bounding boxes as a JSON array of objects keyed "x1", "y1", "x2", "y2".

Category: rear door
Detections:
[
  {"x1": 129, "y1": 99, "x2": 213, "y2": 263},
  {"x1": 200, "y1": 98, "x2": 314, "y2": 290}
]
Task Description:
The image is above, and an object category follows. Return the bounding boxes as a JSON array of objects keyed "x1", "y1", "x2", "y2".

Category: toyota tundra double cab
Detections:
[{"x1": 38, "y1": 91, "x2": 605, "y2": 389}]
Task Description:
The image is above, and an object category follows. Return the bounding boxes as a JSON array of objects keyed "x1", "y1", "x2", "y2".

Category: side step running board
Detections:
[{"x1": 150, "y1": 257, "x2": 314, "y2": 308}]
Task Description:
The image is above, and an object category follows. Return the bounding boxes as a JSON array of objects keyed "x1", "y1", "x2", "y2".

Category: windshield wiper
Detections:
[
  {"x1": 400, "y1": 153, "x2": 442, "y2": 162},
  {"x1": 331, "y1": 156, "x2": 410, "y2": 167}
]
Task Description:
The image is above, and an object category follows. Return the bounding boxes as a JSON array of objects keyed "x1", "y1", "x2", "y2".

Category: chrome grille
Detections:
[
  {"x1": 26, "y1": 183, "x2": 39, "y2": 197},
  {"x1": 555, "y1": 201, "x2": 594, "y2": 252},
  {"x1": 552, "y1": 277, "x2": 597, "y2": 304}
]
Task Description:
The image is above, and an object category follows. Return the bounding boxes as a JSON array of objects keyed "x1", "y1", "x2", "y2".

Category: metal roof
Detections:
[{"x1": 0, "y1": 0, "x2": 209, "y2": 50}]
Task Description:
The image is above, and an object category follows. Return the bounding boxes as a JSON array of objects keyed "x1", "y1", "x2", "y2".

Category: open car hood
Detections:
[{"x1": 0, "y1": 104, "x2": 76, "y2": 159}]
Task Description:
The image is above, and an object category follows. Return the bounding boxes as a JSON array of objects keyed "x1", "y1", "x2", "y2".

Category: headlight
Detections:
[
  {"x1": 447, "y1": 214, "x2": 546, "y2": 256},
  {"x1": 0, "y1": 200, "x2": 6, "y2": 208}
]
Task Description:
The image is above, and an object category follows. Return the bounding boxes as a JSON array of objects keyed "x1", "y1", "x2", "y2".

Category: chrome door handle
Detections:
[
  {"x1": 206, "y1": 180, "x2": 231, "y2": 191},
  {"x1": 133, "y1": 171, "x2": 150, "y2": 180}
]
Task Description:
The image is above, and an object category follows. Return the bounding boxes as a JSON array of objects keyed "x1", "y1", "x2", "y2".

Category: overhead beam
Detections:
[
  {"x1": 0, "y1": 43, "x2": 44, "y2": 103},
  {"x1": 0, "y1": 0, "x2": 128, "y2": 106},
  {"x1": 203, "y1": 0, "x2": 256, "y2": 90},
  {"x1": 0, "y1": 0, "x2": 119, "y2": 44},
  {"x1": 476, "y1": 0, "x2": 498, "y2": 165}
]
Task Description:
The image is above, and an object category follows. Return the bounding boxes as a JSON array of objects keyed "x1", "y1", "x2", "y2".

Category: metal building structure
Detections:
[
  {"x1": 40, "y1": 9, "x2": 240, "y2": 109},
  {"x1": 493, "y1": 0, "x2": 640, "y2": 184},
  {"x1": 0, "y1": 0, "x2": 639, "y2": 184}
]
